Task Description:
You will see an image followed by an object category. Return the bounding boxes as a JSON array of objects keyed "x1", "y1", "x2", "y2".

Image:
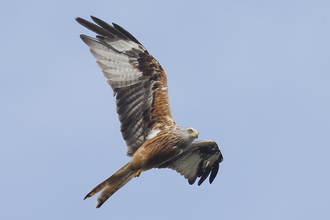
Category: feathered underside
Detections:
[
  {"x1": 158, "y1": 140, "x2": 223, "y2": 185},
  {"x1": 76, "y1": 17, "x2": 224, "y2": 206},
  {"x1": 76, "y1": 16, "x2": 175, "y2": 156}
]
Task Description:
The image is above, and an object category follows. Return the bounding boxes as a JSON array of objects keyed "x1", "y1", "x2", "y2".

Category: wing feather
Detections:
[
  {"x1": 76, "y1": 16, "x2": 175, "y2": 156},
  {"x1": 158, "y1": 140, "x2": 223, "y2": 185}
]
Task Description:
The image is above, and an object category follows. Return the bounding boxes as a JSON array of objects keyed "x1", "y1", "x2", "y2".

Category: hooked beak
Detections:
[{"x1": 191, "y1": 131, "x2": 199, "y2": 139}]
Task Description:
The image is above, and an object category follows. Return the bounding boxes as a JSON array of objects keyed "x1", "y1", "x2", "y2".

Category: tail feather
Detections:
[{"x1": 84, "y1": 162, "x2": 136, "y2": 208}]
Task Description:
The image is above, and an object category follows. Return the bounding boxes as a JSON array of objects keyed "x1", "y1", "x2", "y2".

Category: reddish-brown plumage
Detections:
[
  {"x1": 76, "y1": 16, "x2": 223, "y2": 208},
  {"x1": 135, "y1": 50, "x2": 174, "y2": 130},
  {"x1": 130, "y1": 128, "x2": 183, "y2": 170}
]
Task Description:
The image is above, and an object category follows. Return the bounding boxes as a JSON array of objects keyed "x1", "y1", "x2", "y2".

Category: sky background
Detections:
[{"x1": 1, "y1": 0, "x2": 330, "y2": 219}]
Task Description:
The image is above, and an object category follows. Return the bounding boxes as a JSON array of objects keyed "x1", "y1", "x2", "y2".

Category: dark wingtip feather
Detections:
[
  {"x1": 76, "y1": 16, "x2": 115, "y2": 38},
  {"x1": 209, "y1": 163, "x2": 219, "y2": 184},
  {"x1": 188, "y1": 177, "x2": 197, "y2": 185},
  {"x1": 83, "y1": 192, "x2": 92, "y2": 200},
  {"x1": 76, "y1": 16, "x2": 144, "y2": 48},
  {"x1": 197, "y1": 167, "x2": 211, "y2": 186},
  {"x1": 112, "y1": 23, "x2": 142, "y2": 45}
]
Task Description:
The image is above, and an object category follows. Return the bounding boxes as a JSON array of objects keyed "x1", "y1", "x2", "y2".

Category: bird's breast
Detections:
[{"x1": 130, "y1": 137, "x2": 183, "y2": 171}]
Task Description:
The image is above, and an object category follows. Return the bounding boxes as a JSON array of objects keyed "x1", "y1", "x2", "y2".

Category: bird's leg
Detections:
[{"x1": 134, "y1": 169, "x2": 142, "y2": 177}]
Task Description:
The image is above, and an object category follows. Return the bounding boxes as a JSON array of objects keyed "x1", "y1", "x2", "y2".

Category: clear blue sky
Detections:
[{"x1": 1, "y1": 1, "x2": 329, "y2": 219}]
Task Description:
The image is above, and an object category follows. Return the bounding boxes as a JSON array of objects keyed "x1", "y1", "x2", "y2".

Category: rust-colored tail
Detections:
[{"x1": 84, "y1": 162, "x2": 135, "y2": 208}]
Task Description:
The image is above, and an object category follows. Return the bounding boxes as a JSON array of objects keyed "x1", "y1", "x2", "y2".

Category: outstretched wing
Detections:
[
  {"x1": 76, "y1": 16, "x2": 175, "y2": 156},
  {"x1": 158, "y1": 140, "x2": 223, "y2": 185}
]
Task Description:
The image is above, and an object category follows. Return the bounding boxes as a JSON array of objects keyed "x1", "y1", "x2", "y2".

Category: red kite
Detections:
[{"x1": 76, "y1": 16, "x2": 223, "y2": 208}]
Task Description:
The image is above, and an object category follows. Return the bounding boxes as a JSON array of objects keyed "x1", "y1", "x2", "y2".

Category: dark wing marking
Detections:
[
  {"x1": 76, "y1": 16, "x2": 175, "y2": 156},
  {"x1": 158, "y1": 140, "x2": 223, "y2": 185}
]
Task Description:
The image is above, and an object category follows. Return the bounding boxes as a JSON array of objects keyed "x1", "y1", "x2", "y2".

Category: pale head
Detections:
[{"x1": 176, "y1": 126, "x2": 199, "y2": 148}]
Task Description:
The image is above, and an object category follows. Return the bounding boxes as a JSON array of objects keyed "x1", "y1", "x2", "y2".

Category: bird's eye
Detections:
[{"x1": 188, "y1": 129, "x2": 194, "y2": 134}]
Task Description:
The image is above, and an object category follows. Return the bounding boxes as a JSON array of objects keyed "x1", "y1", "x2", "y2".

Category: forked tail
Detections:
[{"x1": 84, "y1": 162, "x2": 135, "y2": 208}]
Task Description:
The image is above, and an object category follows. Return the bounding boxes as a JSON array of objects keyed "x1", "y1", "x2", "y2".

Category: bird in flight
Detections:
[{"x1": 76, "y1": 16, "x2": 223, "y2": 208}]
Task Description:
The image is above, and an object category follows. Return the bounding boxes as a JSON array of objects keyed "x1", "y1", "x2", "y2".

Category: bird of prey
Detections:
[{"x1": 76, "y1": 16, "x2": 223, "y2": 208}]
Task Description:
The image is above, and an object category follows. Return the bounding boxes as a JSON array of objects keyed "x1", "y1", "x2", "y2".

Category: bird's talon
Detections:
[{"x1": 134, "y1": 169, "x2": 142, "y2": 177}]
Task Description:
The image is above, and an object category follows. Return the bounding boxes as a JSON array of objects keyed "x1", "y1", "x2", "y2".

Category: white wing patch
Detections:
[
  {"x1": 87, "y1": 40, "x2": 144, "y2": 89},
  {"x1": 146, "y1": 129, "x2": 161, "y2": 140}
]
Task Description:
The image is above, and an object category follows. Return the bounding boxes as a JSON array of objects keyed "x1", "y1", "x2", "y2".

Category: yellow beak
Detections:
[{"x1": 190, "y1": 131, "x2": 199, "y2": 139}]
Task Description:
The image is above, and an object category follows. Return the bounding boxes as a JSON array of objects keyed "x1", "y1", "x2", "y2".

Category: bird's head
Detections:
[
  {"x1": 176, "y1": 126, "x2": 199, "y2": 148},
  {"x1": 187, "y1": 127, "x2": 199, "y2": 139}
]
